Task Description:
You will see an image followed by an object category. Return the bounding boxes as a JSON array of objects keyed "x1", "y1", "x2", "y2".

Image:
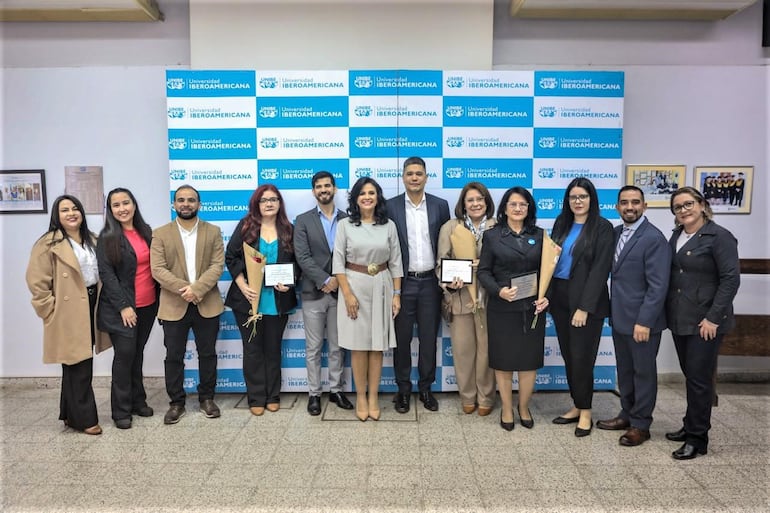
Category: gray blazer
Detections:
[{"x1": 293, "y1": 207, "x2": 347, "y2": 300}]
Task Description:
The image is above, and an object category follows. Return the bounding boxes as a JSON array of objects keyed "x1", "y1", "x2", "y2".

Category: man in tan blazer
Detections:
[{"x1": 151, "y1": 185, "x2": 225, "y2": 424}]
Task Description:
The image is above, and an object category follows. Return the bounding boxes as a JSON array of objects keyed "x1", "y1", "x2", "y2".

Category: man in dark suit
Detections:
[
  {"x1": 150, "y1": 185, "x2": 225, "y2": 425},
  {"x1": 597, "y1": 186, "x2": 671, "y2": 446},
  {"x1": 293, "y1": 171, "x2": 354, "y2": 416},
  {"x1": 387, "y1": 157, "x2": 450, "y2": 412}
]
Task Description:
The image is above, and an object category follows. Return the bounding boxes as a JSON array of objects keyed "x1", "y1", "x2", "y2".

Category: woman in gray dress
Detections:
[{"x1": 333, "y1": 177, "x2": 403, "y2": 421}]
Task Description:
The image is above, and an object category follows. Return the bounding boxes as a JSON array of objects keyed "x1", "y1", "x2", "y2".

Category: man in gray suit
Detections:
[
  {"x1": 597, "y1": 185, "x2": 671, "y2": 446},
  {"x1": 294, "y1": 171, "x2": 354, "y2": 415}
]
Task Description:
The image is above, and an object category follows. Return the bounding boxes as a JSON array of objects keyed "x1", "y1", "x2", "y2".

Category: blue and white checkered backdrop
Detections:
[{"x1": 166, "y1": 69, "x2": 624, "y2": 393}]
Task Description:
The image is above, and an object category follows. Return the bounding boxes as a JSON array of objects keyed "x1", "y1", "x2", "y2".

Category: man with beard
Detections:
[
  {"x1": 596, "y1": 186, "x2": 670, "y2": 446},
  {"x1": 294, "y1": 171, "x2": 354, "y2": 415},
  {"x1": 151, "y1": 185, "x2": 225, "y2": 424}
]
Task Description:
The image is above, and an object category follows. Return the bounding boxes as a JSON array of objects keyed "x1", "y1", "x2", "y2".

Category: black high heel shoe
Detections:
[
  {"x1": 517, "y1": 406, "x2": 534, "y2": 429},
  {"x1": 500, "y1": 412, "x2": 515, "y2": 432}
]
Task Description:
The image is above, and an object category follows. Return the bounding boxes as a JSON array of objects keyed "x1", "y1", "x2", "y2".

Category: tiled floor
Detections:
[{"x1": 1, "y1": 379, "x2": 768, "y2": 513}]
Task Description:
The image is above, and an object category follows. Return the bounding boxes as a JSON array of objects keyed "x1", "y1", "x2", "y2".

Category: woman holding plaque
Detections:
[
  {"x1": 549, "y1": 177, "x2": 614, "y2": 437},
  {"x1": 478, "y1": 187, "x2": 549, "y2": 431},
  {"x1": 333, "y1": 177, "x2": 402, "y2": 422},
  {"x1": 26, "y1": 195, "x2": 110, "y2": 435},
  {"x1": 436, "y1": 182, "x2": 496, "y2": 416},
  {"x1": 225, "y1": 185, "x2": 298, "y2": 416},
  {"x1": 665, "y1": 187, "x2": 739, "y2": 460}
]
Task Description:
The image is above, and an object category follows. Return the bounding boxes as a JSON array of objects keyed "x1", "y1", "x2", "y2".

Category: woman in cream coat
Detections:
[
  {"x1": 436, "y1": 182, "x2": 496, "y2": 416},
  {"x1": 26, "y1": 195, "x2": 111, "y2": 435}
]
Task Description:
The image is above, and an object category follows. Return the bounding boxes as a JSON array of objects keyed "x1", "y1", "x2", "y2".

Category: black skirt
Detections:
[{"x1": 487, "y1": 306, "x2": 545, "y2": 372}]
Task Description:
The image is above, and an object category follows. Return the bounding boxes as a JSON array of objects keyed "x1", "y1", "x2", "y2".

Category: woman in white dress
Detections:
[{"x1": 333, "y1": 177, "x2": 403, "y2": 421}]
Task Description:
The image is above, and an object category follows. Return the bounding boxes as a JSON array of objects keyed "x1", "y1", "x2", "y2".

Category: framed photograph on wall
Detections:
[
  {"x1": 625, "y1": 165, "x2": 686, "y2": 208},
  {"x1": 0, "y1": 169, "x2": 47, "y2": 214},
  {"x1": 694, "y1": 166, "x2": 753, "y2": 214}
]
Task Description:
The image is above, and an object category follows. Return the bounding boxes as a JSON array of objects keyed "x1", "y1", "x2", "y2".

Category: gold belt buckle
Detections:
[{"x1": 367, "y1": 263, "x2": 379, "y2": 276}]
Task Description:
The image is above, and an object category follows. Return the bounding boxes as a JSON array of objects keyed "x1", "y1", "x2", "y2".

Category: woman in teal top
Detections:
[{"x1": 225, "y1": 185, "x2": 298, "y2": 416}]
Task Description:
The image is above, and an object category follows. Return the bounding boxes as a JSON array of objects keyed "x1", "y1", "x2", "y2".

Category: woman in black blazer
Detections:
[
  {"x1": 478, "y1": 187, "x2": 549, "y2": 431},
  {"x1": 225, "y1": 184, "x2": 298, "y2": 416},
  {"x1": 665, "y1": 187, "x2": 739, "y2": 460},
  {"x1": 97, "y1": 188, "x2": 158, "y2": 429},
  {"x1": 549, "y1": 177, "x2": 614, "y2": 437}
]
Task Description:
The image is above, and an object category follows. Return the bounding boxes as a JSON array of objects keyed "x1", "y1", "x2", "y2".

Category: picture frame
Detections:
[
  {"x1": 0, "y1": 169, "x2": 48, "y2": 214},
  {"x1": 694, "y1": 166, "x2": 753, "y2": 214},
  {"x1": 625, "y1": 165, "x2": 686, "y2": 208}
]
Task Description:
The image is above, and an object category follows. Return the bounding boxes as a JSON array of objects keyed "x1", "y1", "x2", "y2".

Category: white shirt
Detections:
[
  {"x1": 69, "y1": 239, "x2": 98, "y2": 287},
  {"x1": 176, "y1": 218, "x2": 199, "y2": 282},
  {"x1": 404, "y1": 194, "x2": 434, "y2": 272}
]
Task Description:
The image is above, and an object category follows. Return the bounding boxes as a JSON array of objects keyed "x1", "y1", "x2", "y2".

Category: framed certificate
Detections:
[
  {"x1": 264, "y1": 263, "x2": 295, "y2": 287},
  {"x1": 510, "y1": 272, "x2": 537, "y2": 299},
  {"x1": 440, "y1": 259, "x2": 473, "y2": 284}
]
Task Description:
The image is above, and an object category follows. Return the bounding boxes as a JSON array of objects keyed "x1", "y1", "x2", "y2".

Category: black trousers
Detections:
[
  {"x1": 673, "y1": 332, "x2": 722, "y2": 450},
  {"x1": 612, "y1": 329, "x2": 661, "y2": 430},
  {"x1": 393, "y1": 275, "x2": 441, "y2": 394},
  {"x1": 109, "y1": 302, "x2": 158, "y2": 420},
  {"x1": 233, "y1": 310, "x2": 288, "y2": 407},
  {"x1": 550, "y1": 279, "x2": 603, "y2": 409},
  {"x1": 161, "y1": 304, "x2": 220, "y2": 406},
  {"x1": 60, "y1": 286, "x2": 99, "y2": 430}
]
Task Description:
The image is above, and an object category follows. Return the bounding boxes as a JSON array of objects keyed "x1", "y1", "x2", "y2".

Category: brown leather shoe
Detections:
[
  {"x1": 250, "y1": 406, "x2": 265, "y2": 416},
  {"x1": 266, "y1": 402, "x2": 280, "y2": 412},
  {"x1": 462, "y1": 404, "x2": 477, "y2": 414},
  {"x1": 596, "y1": 416, "x2": 630, "y2": 430},
  {"x1": 619, "y1": 427, "x2": 651, "y2": 447},
  {"x1": 477, "y1": 406, "x2": 493, "y2": 417}
]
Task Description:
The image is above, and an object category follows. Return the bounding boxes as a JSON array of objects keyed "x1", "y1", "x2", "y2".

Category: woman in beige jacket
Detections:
[
  {"x1": 26, "y1": 195, "x2": 110, "y2": 435},
  {"x1": 436, "y1": 182, "x2": 496, "y2": 416}
]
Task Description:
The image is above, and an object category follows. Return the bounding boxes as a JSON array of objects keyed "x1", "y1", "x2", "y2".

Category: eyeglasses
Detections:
[
  {"x1": 507, "y1": 202, "x2": 529, "y2": 210},
  {"x1": 672, "y1": 200, "x2": 697, "y2": 213},
  {"x1": 259, "y1": 197, "x2": 280, "y2": 204},
  {"x1": 568, "y1": 194, "x2": 589, "y2": 203}
]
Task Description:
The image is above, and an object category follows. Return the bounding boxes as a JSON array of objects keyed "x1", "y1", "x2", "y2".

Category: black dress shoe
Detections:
[
  {"x1": 329, "y1": 392, "x2": 354, "y2": 410},
  {"x1": 665, "y1": 428, "x2": 687, "y2": 442},
  {"x1": 114, "y1": 418, "x2": 132, "y2": 430},
  {"x1": 517, "y1": 406, "x2": 534, "y2": 429},
  {"x1": 552, "y1": 415, "x2": 580, "y2": 425},
  {"x1": 500, "y1": 413, "x2": 515, "y2": 431},
  {"x1": 394, "y1": 393, "x2": 410, "y2": 414},
  {"x1": 575, "y1": 422, "x2": 593, "y2": 437},
  {"x1": 164, "y1": 405, "x2": 186, "y2": 425},
  {"x1": 419, "y1": 391, "x2": 439, "y2": 411},
  {"x1": 132, "y1": 405, "x2": 154, "y2": 417},
  {"x1": 672, "y1": 443, "x2": 707, "y2": 460},
  {"x1": 307, "y1": 395, "x2": 322, "y2": 416}
]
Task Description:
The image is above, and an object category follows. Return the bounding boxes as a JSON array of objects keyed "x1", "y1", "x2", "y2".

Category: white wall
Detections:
[{"x1": 2, "y1": 0, "x2": 768, "y2": 376}]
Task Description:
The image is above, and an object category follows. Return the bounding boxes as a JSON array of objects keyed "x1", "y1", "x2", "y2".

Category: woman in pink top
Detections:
[{"x1": 97, "y1": 188, "x2": 158, "y2": 429}]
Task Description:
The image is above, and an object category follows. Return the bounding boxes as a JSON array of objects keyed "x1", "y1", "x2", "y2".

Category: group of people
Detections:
[
  {"x1": 702, "y1": 173, "x2": 746, "y2": 207},
  {"x1": 25, "y1": 157, "x2": 739, "y2": 461}
]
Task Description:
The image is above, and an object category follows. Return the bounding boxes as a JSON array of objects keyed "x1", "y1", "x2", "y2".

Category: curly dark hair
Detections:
[{"x1": 346, "y1": 177, "x2": 389, "y2": 226}]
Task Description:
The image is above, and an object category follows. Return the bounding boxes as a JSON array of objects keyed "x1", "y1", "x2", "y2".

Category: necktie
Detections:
[{"x1": 614, "y1": 227, "x2": 632, "y2": 262}]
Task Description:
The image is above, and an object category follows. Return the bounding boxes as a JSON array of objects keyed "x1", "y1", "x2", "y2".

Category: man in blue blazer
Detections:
[
  {"x1": 293, "y1": 171, "x2": 354, "y2": 415},
  {"x1": 387, "y1": 157, "x2": 450, "y2": 412},
  {"x1": 597, "y1": 186, "x2": 671, "y2": 446}
]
